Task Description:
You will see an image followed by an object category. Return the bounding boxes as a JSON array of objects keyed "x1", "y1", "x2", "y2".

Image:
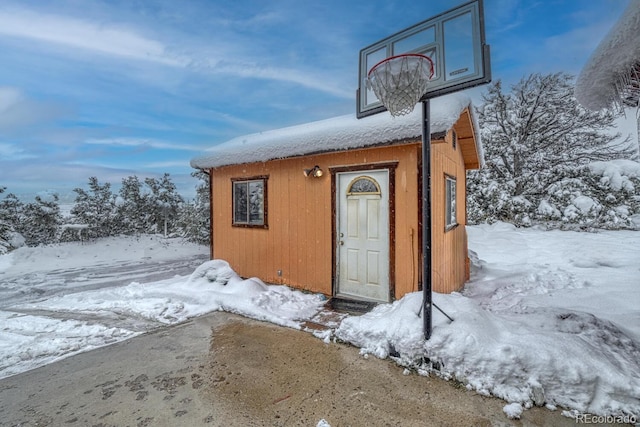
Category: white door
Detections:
[{"x1": 336, "y1": 170, "x2": 390, "y2": 302}]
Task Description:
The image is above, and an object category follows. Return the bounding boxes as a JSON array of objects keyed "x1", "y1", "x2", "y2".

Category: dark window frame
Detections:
[{"x1": 231, "y1": 175, "x2": 268, "y2": 228}]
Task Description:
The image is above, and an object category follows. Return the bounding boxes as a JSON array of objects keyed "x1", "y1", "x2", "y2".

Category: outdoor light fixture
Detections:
[{"x1": 303, "y1": 165, "x2": 323, "y2": 178}]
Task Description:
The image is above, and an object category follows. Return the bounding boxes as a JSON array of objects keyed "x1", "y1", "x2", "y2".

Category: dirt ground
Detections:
[{"x1": 0, "y1": 312, "x2": 603, "y2": 426}]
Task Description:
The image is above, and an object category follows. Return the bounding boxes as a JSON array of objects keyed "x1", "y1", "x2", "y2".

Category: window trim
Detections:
[
  {"x1": 445, "y1": 174, "x2": 457, "y2": 231},
  {"x1": 231, "y1": 175, "x2": 268, "y2": 229}
]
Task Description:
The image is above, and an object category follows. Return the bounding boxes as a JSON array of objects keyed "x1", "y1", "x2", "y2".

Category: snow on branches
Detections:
[{"x1": 468, "y1": 73, "x2": 640, "y2": 230}]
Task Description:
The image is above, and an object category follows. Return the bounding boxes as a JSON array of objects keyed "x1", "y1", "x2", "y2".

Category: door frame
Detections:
[{"x1": 330, "y1": 161, "x2": 398, "y2": 302}]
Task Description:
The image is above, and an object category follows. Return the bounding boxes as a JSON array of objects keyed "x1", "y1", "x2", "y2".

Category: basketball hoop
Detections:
[{"x1": 366, "y1": 53, "x2": 434, "y2": 117}]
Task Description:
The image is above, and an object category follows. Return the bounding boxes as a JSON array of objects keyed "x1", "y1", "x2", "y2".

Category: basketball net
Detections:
[{"x1": 367, "y1": 54, "x2": 434, "y2": 117}]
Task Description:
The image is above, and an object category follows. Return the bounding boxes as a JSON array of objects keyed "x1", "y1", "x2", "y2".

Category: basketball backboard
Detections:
[{"x1": 357, "y1": 0, "x2": 491, "y2": 118}]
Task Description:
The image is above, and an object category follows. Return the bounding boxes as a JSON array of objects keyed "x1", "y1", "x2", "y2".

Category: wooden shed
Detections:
[{"x1": 191, "y1": 93, "x2": 482, "y2": 303}]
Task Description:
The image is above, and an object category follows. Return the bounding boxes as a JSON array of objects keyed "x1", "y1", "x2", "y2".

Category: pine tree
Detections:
[
  {"x1": 117, "y1": 175, "x2": 149, "y2": 234},
  {"x1": 0, "y1": 189, "x2": 25, "y2": 252},
  {"x1": 144, "y1": 174, "x2": 184, "y2": 236},
  {"x1": 469, "y1": 73, "x2": 638, "y2": 228},
  {"x1": 0, "y1": 191, "x2": 23, "y2": 228},
  {"x1": 177, "y1": 170, "x2": 210, "y2": 244},
  {"x1": 19, "y1": 193, "x2": 62, "y2": 246},
  {"x1": 0, "y1": 187, "x2": 12, "y2": 253},
  {"x1": 71, "y1": 177, "x2": 118, "y2": 237}
]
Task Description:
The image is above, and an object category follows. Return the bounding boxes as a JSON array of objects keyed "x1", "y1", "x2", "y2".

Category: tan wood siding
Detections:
[
  {"x1": 209, "y1": 112, "x2": 475, "y2": 298},
  {"x1": 210, "y1": 144, "x2": 420, "y2": 298},
  {"x1": 430, "y1": 122, "x2": 471, "y2": 294}
]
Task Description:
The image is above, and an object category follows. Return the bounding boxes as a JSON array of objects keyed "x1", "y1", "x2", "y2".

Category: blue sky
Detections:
[{"x1": 0, "y1": 0, "x2": 635, "y2": 200}]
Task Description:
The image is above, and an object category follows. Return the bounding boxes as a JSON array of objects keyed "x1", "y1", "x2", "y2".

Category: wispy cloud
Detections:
[
  {"x1": 144, "y1": 160, "x2": 192, "y2": 168},
  {"x1": 0, "y1": 7, "x2": 186, "y2": 66},
  {"x1": 205, "y1": 110, "x2": 267, "y2": 134},
  {"x1": 230, "y1": 11, "x2": 286, "y2": 29},
  {"x1": 0, "y1": 142, "x2": 35, "y2": 160},
  {"x1": 85, "y1": 137, "x2": 202, "y2": 152},
  {"x1": 206, "y1": 61, "x2": 353, "y2": 99},
  {"x1": 486, "y1": 0, "x2": 530, "y2": 34},
  {"x1": 0, "y1": 86, "x2": 63, "y2": 132},
  {"x1": 0, "y1": 6, "x2": 350, "y2": 99}
]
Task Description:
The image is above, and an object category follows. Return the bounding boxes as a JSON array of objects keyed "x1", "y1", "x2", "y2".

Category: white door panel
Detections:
[
  {"x1": 337, "y1": 170, "x2": 390, "y2": 302},
  {"x1": 367, "y1": 199, "x2": 380, "y2": 238}
]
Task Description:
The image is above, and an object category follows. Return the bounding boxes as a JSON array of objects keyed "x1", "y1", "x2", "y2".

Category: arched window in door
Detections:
[{"x1": 347, "y1": 176, "x2": 381, "y2": 196}]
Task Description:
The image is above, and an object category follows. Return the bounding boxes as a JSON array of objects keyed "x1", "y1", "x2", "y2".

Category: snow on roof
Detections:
[
  {"x1": 191, "y1": 93, "x2": 478, "y2": 169},
  {"x1": 575, "y1": 1, "x2": 640, "y2": 111}
]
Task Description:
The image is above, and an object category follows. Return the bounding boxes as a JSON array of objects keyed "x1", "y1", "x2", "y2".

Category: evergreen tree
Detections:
[
  {"x1": 177, "y1": 170, "x2": 210, "y2": 244},
  {"x1": 144, "y1": 173, "x2": 183, "y2": 236},
  {"x1": 0, "y1": 189, "x2": 25, "y2": 252},
  {"x1": 71, "y1": 176, "x2": 117, "y2": 237},
  {"x1": 0, "y1": 187, "x2": 12, "y2": 253},
  {"x1": 19, "y1": 193, "x2": 62, "y2": 246},
  {"x1": 469, "y1": 73, "x2": 638, "y2": 228},
  {"x1": 0, "y1": 190, "x2": 24, "y2": 228},
  {"x1": 117, "y1": 175, "x2": 149, "y2": 234}
]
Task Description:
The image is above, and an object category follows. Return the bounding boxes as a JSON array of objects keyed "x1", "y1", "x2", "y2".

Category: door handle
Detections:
[{"x1": 339, "y1": 241, "x2": 344, "y2": 246}]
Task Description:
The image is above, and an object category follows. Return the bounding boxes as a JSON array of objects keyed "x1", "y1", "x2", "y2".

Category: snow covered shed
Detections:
[{"x1": 191, "y1": 93, "x2": 482, "y2": 302}]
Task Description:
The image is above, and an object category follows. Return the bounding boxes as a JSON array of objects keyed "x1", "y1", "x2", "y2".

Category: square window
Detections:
[
  {"x1": 232, "y1": 177, "x2": 267, "y2": 227},
  {"x1": 445, "y1": 176, "x2": 457, "y2": 229}
]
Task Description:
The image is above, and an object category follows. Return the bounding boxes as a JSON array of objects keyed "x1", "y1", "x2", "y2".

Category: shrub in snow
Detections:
[
  {"x1": 8, "y1": 232, "x2": 26, "y2": 249},
  {"x1": 537, "y1": 199, "x2": 562, "y2": 220},
  {"x1": 546, "y1": 161, "x2": 640, "y2": 229},
  {"x1": 563, "y1": 195, "x2": 600, "y2": 223},
  {"x1": 468, "y1": 73, "x2": 639, "y2": 230}
]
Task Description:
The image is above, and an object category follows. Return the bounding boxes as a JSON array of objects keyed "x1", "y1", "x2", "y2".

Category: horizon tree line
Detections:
[{"x1": 0, "y1": 171, "x2": 210, "y2": 253}]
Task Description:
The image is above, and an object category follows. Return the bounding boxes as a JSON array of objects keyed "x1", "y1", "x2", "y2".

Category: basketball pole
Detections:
[{"x1": 421, "y1": 99, "x2": 433, "y2": 340}]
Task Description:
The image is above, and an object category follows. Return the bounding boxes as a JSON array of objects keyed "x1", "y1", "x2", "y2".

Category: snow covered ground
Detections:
[
  {"x1": 0, "y1": 225, "x2": 638, "y2": 421},
  {"x1": 336, "y1": 223, "x2": 640, "y2": 420}
]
